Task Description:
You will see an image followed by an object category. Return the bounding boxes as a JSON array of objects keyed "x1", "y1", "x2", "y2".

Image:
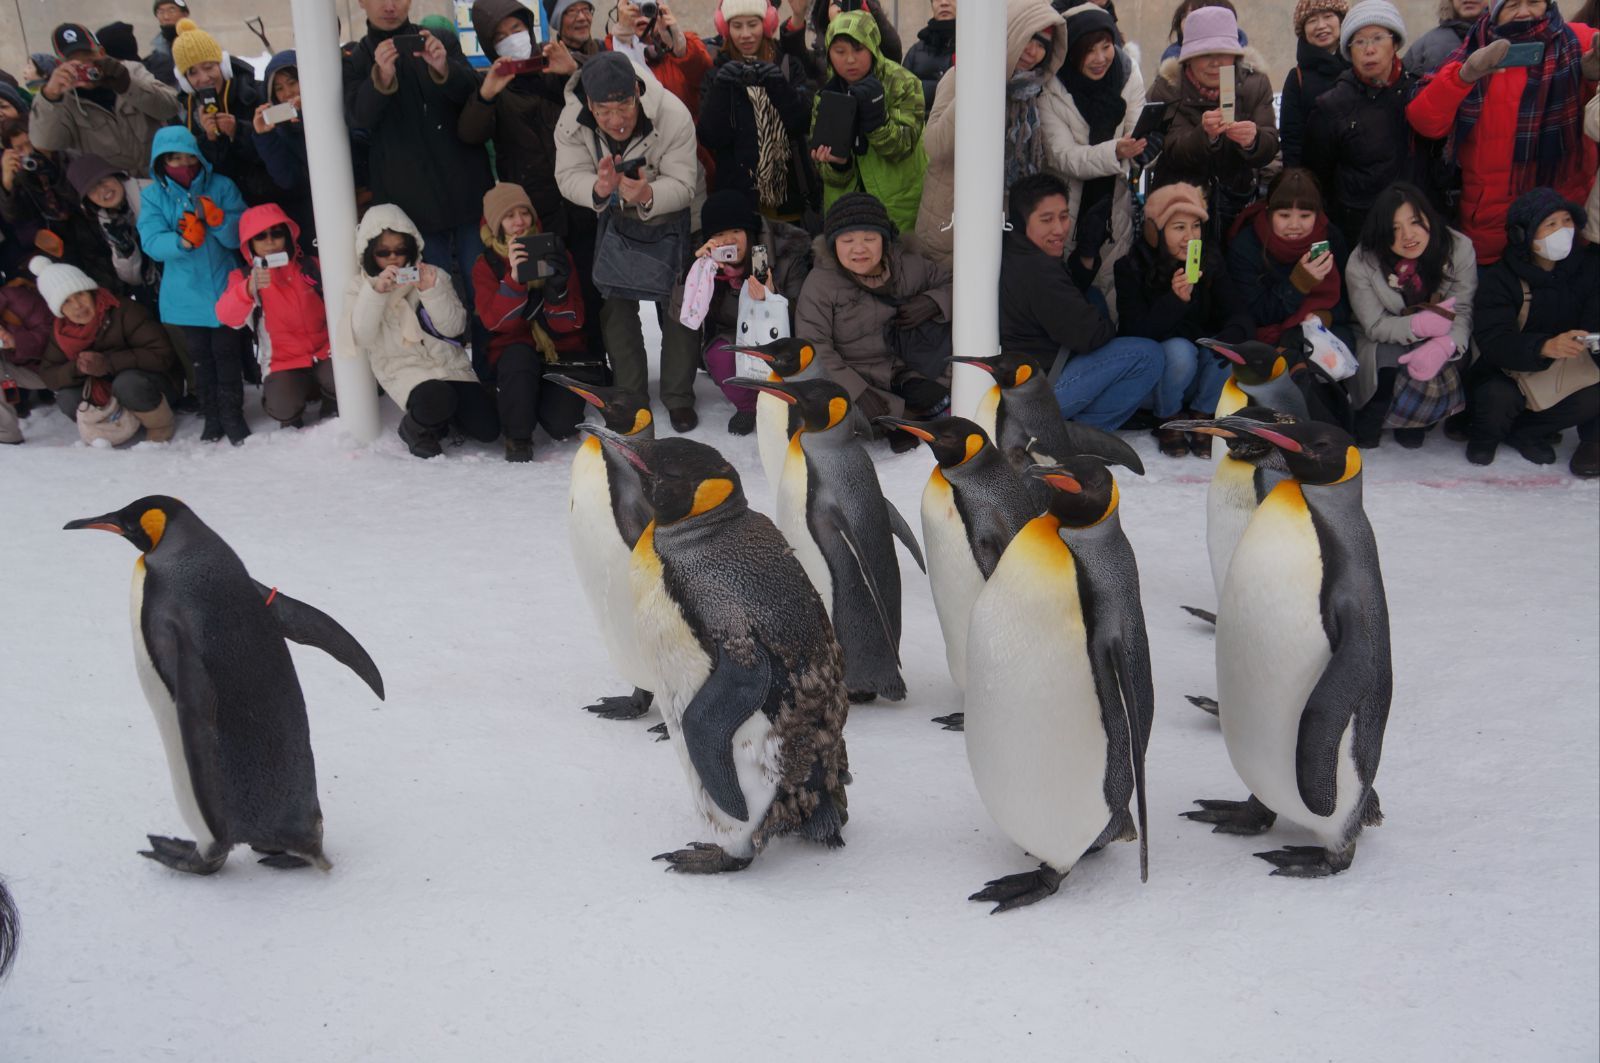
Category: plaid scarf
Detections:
[{"x1": 1442, "y1": 9, "x2": 1586, "y2": 192}]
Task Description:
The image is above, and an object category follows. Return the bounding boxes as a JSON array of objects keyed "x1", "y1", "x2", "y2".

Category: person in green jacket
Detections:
[{"x1": 808, "y1": 10, "x2": 927, "y2": 233}]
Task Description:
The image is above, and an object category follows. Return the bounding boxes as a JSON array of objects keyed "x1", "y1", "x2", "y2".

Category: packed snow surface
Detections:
[{"x1": 1, "y1": 356, "x2": 1596, "y2": 1061}]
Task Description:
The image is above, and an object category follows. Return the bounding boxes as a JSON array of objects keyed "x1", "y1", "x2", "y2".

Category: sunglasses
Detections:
[
  {"x1": 372, "y1": 246, "x2": 409, "y2": 259},
  {"x1": 257, "y1": 225, "x2": 291, "y2": 241}
]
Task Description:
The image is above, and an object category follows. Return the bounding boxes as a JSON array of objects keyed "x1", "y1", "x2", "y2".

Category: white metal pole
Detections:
[
  {"x1": 290, "y1": 0, "x2": 381, "y2": 443},
  {"x1": 949, "y1": 8, "x2": 1007, "y2": 419}
]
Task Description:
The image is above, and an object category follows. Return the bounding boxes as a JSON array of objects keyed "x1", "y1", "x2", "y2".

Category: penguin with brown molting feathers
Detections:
[
  {"x1": 583, "y1": 429, "x2": 851, "y2": 872},
  {"x1": 65, "y1": 496, "x2": 384, "y2": 875}
]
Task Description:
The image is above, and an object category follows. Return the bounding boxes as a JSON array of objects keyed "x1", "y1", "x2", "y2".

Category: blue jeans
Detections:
[
  {"x1": 421, "y1": 220, "x2": 491, "y2": 374},
  {"x1": 1052, "y1": 337, "x2": 1166, "y2": 431},
  {"x1": 1150, "y1": 337, "x2": 1231, "y2": 418}
]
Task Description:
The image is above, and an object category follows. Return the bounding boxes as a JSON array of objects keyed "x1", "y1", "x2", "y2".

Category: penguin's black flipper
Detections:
[
  {"x1": 814, "y1": 498, "x2": 901, "y2": 666},
  {"x1": 681, "y1": 643, "x2": 777, "y2": 822},
  {"x1": 884, "y1": 500, "x2": 926, "y2": 573},
  {"x1": 254, "y1": 581, "x2": 386, "y2": 700},
  {"x1": 1294, "y1": 580, "x2": 1391, "y2": 818},
  {"x1": 1181, "y1": 605, "x2": 1218, "y2": 626},
  {"x1": 1057, "y1": 422, "x2": 1146, "y2": 477}
]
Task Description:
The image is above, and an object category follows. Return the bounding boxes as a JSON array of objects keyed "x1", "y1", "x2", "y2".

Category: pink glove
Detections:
[
  {"x1": 1398, "y1": 335, "x2": 1456, "y2": 381},
  {"x1": 1409, "y1": 297, "x2": 1457, "y2": 339}
]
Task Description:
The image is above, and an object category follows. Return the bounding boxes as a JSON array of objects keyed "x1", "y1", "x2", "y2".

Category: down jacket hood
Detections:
[
  {"x1": 148, "y1": 125, "x2": 211, "y2": 184},
  {"x1": 237, "y1": 202, "x2": 303, "y2": 265},
  {"x1": 471, "y1": 0, "x2": 534, "y2": 48},
  {"x1": 263, "y1": 50, "x2": 297, "y2": 96},
  {"x1": 1156, "y1": 46, "x2": 1270, "y2": 89},
  {"x1": 826, "y1": 10, "x2": 887, "y2": 62},
  {"x1": 1011, "y1": 0, "x2": 1068, "y2": 80},
  {"x1": 356, "y1": 203, "x2": 427, "y2": 265}
]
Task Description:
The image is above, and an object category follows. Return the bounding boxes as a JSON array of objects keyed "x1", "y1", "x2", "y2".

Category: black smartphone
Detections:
[
  {"x1": 197, "y1": 87, "x2": 220, "y2": 114},
  {"x1": 514, "y1": 233, "x2": 564, "y2": 283},
  {"x1": 615, "y1": 157, "x2": 647, "y2": 179},
  {"x1": 393, "y1": 33, "x2": 426, "y2": 55},
  {"x1": 1130, "y1": 101, "x2": 1169, "y2": 142},
  {"x1": 812, "y1": 90, "x2": 859, "y2": 159}
]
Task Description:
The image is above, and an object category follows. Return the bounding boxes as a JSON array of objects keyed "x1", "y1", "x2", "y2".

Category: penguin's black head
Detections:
[
  {"x1": 1028, "y1": 458, "x2": 1119, "y2": 528},
  {"x1": 1163, "y1": 406, "x2": 1297, "y2": 463},
  {"x1": 1200, "y1": 338, "x2": 1289, "y2": 387},
  {"x1": 874, "y1": 416, "x2": 990, "y2": 468},
  {"x1": 726, "y1": 377, "x2": 851, "y2": 434},
  {"x1": 730, "y1": 337, "x2": 818, "y2": 378},
  {"x1": 583, "y1": 428, "x2": 745, "y2": 525},
  {"x1": 64, "y1": 495, "x2": 192, "y2": 553},
  {"x1": 1213, "y1": 417, "x2": 1359, "y2": 485},
  {"x1": 547, "y1": 373, "x2": 652, "y2": 436},
  {"x1": 950, "y1": 351, "x2": 1044, "y2": 390}
]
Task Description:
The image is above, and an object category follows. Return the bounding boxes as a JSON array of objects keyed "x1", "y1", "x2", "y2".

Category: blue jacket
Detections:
[{"x1": 137, "y1": 126, "x2": 246, "y2": 327}]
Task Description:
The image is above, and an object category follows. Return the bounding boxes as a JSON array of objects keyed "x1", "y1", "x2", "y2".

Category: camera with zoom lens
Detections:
[
  {"x1": 638, "y1": 1, "x2": 660, "y2": 17},
  {"x1": 18, "y1": 154, "x2": 39, "y2": 173}
]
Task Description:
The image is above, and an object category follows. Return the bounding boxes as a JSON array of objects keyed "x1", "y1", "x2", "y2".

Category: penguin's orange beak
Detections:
[
  {"x1": 546, "y1": 373, "x2": 605, "y2": 409},
  {"x1": 64, "y1": 515, "x2": 124, "y2": 534},
  {"x1": 948, "y1": 356, "x2": 998, "y2": 376},
  {"x1": 874, "y1": 417, "x2": 935, "y2": 442},
  {"x1": 730, "y1": 346, "x2": 776, "y2": 363},
  {"x1": 724, "y1": 378, "x2": 796, "y2": 404},
  {"x1": 1198, "y1": 338, "x2": 1246, "y2": 365}
]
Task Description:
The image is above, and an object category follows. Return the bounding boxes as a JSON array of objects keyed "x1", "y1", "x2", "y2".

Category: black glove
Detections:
[
  {"x1": 540, "y1": 253, "x2": 570, "y2": 299},
  {"x1": 714, "y1": 61, "x2": 749, "y2": 86},
  {"x1": 855, "y1": 387, "x2": 890, "y2": 423},
  {"x1": 893, "y1": 373, "x2": 949, "y2": 416},
  {"x1": 894, "y1": 293, "x2": 940, "y2": 329},
  {"x1": 750, "y1": 60, "x2": 785, "y2": 88},
  {"x1": 1076, "y1": 196, "x2": 1113, "y2": 256},
  {"x1": 847, "y1": 75, "x2": 888, "y2": 135}
]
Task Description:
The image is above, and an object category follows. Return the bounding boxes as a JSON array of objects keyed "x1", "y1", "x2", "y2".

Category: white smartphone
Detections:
[
  {"x1": 1219, "y1": 65, "x2": 1236, "y2": 125},
  {"x1": 393, "y1": 265, "x2": 421, "y2": 284},
  {"x1": 262, "y1": 102, "x2": 299, "y2": 126}
]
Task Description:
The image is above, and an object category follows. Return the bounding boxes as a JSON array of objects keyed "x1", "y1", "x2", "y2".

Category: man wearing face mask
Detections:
[
  {"x1": 30, "y1": 23, "x2": 179, "y2": 179},
  {"x1": 1469, "y1": 188, "x2": 1600, "y2": 476},
  {"x1": 554, "y1": 51, "x2": 703, "y2": 422}
]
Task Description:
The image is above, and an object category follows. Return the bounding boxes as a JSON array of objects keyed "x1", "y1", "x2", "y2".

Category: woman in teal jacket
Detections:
[
  {"x1": 808, "y1": 11, "x2": 927, "y2": 233},
  {"x1": 138, "y1": 124, "x2": 250, "y2": 443}
]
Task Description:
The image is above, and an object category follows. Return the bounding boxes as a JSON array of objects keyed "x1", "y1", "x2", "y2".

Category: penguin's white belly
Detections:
[
  {"x1": 756, "y1": 391, "x2": 788, "y2": 493},
  {"x1": 1217, "y1": 488, "x2": 1362, "y2": 844},
  {"x1": 964, "y1": 521, "x2": 1112, "y2": 871},
  {"x1": 1206, "y1": 455, "x2": 1259, "y2": 597},
  {"x1": 973, "y1": 386, "x2": 1000, "y2": 442},
  {"x1": 130, "y1": 562, "x2": 216, "y2": 850},
  {"x1": 631, "y1": 531, "x2": 776, "y2": 858},
  {"x1": 775, "y1": 443, "x2": 832, "y2": 619},
  {"x1": 569, "y1": 443, "x2": 656, "y2": 691},
  {"x1": 922, "y1": 471, "x2": 984, "y2": 691}
]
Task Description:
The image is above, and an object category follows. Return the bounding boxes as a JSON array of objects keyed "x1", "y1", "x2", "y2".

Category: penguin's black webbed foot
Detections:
[
  {"x1": 583, "y1": 687, "x2": 654, "y2": 720},
  {"x1": 257, "y1": 853, "x2": 313, "y2": 870},
  {"x1": 1186, "y1": 695, "x2": 1220, "y2": 717},
  {"x1": 968, "y1": 863, "x2": 1066, "y2": 914},
  {"x1": 647, "y1": 721, "x2": 670, "y2": 742},
  {"x1": 652, "y1": 841, "x2": 752, "y2": 874},
  {"x1": 847, "y1": 690, "x2": 878, "y2": 704},
  {"x1": 1182, "y1": 796, "x2": 1276, "y2": 835},
  {"x1": 1181, "y1": 605, "x2": 1218, "y2": 626},
  {"x1": 1254, "y1": 844, "x2": 1353, "y2": 878},
  {"x1": 139, "y1": 835, "x2": 226, "y2": 875},
  {"x1": 930, "y1": 712, "x2": 964, "y2": 731}
]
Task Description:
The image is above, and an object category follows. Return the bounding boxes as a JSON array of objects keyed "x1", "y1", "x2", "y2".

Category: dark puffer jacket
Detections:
[
  {"x1": 1114, "y1": 235, "x2": 1252, "y2": 346},
  {"x1": 1304, "y1": 68, "x2": 1430, "y2": 245},
  {"x1": 1403, "y1": 17, "x2": 1473, "y2": 75},
  {"x1": 696, "y1": 50, "x2": 816, "y2": 220},
  {"x1": 1278, "y1": 39, "x2": 1349, "y2": 167},
  {"x1": 36, "y1": 296, "x2": 180, "y2": 391},
  {"x1": 1474, "y1": 245, "x2": 1600, "y2": 376},
  {"x1": 343, "y1": 20, "x2": 494, "y2": 233},
  {"x1": 902, "y1": 18, "x2": 955, "y2": 112},
  {"x1": 174, "y1": 56, "x2": 276, "y2": 205}
]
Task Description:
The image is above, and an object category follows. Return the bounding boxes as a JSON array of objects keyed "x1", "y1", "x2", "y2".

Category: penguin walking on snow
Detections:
[
  {"x1": 66, "y1": 497, "x2": 385, "y2": 875},
  {"x1": 1179, "y1": 419, "x2": 1391, "y2": 877},
  {"x1": 728, "y1": 377, "x2": 925, "y2": 703},
  {"x1": 731, "y1": 338, "x2": 832, "y2": 491},
  {"x1": 951, "y1": 352, "x2": 1145, "y2": 504},
  {"x1": 963, "y1": 457, "x2": 1153, "y2": 912},
  {"x1": 550, "y1": 373, "x2": 660, "y2": 722},
  {"x1": 876, "y1": 416, "x2": 1036, "y2": 728},
  {"x1": 584, "y1": 429, "x2": 850, "y2": 872}
]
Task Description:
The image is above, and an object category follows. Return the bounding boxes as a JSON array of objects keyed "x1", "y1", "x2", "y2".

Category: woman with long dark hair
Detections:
[{"x1": 1345, "y1": 182, "x2": 1477, "y2": 447}]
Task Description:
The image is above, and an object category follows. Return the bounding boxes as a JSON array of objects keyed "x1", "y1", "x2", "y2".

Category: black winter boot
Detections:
[{"x1": 398, "y1": 414, "x2": 443, "y2": 458}]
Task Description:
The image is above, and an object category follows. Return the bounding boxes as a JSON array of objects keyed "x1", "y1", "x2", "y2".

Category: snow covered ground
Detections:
[{"x1": 1, "y1": 344, "x2": 1596, "y2": 1061}]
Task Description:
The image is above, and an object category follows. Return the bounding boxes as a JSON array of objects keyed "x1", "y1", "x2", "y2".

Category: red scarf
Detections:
[
  {"x1": 52, "y1": 288, "x2": 118, "y2": 362},
  {"x1": 1233, "y1": 202, "x2": 1342, "y2": 343},
  {"x1": 1360, "y1": 56, "x2": 1403, "y2": 88}
]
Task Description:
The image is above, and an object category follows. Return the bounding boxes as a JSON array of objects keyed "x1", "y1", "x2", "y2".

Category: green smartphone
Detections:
[
  {"x1": 1310, "y1": 239, "x2": 1331, "y2": 260},
  {"x1": 1185, "y1": 238, "x2": 1203, "y2": 284},
  {"x1": 1497, "y1": 41, "x2": 1545, "y2": 68}
]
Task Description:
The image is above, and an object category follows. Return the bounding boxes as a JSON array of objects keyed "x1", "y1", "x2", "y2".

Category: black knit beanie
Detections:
[
  {"x1": 700, "y1": 190, "x2": 761, "y2": 240},
  {"x1": 824, "y1": 192, "x2": 895, "y2": 245}
]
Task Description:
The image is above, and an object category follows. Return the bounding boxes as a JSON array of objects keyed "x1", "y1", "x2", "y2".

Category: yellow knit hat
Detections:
[{"x1": 171, "y1": 18, "x2": 223, "y2": 78}]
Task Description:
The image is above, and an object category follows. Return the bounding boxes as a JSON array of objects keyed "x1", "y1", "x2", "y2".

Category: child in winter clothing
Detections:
[
  {"x1": 0, "y1": 273, "x2": 55, "y2": 443},
  {"x1": 215, "y1": 204, "x2": 335, "y2": 429},
  {"x1": 808, "y1": 12, "x2": 927, "y2": 234},
  {"x1": 249, "y1": 51, "x2": 316, "y2": 251},
  {"x1": 471, "y1": 182, "x2": 589, "y2": 461},
  {"x1": 138, "y1": 124, "x2": 249, "y2": 444},
  {"x1": 1116, "y1": 181, "x2": 1252, "y2": 457},
  {"x1": 66, "y1": 154, "x2": 160, "y2": 305},
  {"x1": 341, "y1": 203, "x2": 497, "y2": 459},
  {"x1": 28, "y1": 254, "x2": 181, "y2": 441}
]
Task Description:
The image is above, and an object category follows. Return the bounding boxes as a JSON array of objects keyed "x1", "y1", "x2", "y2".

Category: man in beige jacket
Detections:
[{"x1": 28, "y1": 23, "x2": 179, "y2": 179}]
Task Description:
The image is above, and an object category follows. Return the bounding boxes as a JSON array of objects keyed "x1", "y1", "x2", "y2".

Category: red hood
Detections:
[{"x1": 237, "y1": 203, "x2": 302, "y2": 265}]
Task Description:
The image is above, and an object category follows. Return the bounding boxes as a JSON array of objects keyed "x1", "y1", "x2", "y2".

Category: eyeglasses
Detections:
[
  {"x1": 261, "y1": 225, "x2": 290, "y2": 240},
  {"x1": 1349, "y1": 34, "x2": 1393, "y2": 50},
  {"x1": 372, "y1": 246, "x2": 409, "y2": 259}
]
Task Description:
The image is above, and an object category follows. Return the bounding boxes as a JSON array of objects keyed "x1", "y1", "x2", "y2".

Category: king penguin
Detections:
[
  {"x1": 584, "y1": 429, "x2": 851, "y2": 872},
  {"x1": 730, "y1": 337, "x2": 831, "y2": 491},
  {"x1": 66, "y1": 496, "x2": 385, "y2": 875},
  {"x1": 1205, "y1": 339, "x2": 1311, "y2": 422},
  {"x1": 951, "y1": 352, "x2": 1145, "y2": 504},
  {"x1": 550, "y1": 373, "x2": 660, "y2": 721},
  {"x1": 729, "y1": 377, "x2": 925, "y2": 703},
  {"x1": 1180, "y1": 419, "x2": 1391, "y2": 876},
  {"x1": 963, "y1": 457, "x2": 1153, "y2": 912},
  {"x1": 875, "y1": 416, "x2": 1036, "y2": 728}
]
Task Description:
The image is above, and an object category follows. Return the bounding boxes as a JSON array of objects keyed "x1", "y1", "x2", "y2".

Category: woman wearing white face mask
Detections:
[{"x1": 1469, "y1": 187, "x2": 1600, "y2": 477}]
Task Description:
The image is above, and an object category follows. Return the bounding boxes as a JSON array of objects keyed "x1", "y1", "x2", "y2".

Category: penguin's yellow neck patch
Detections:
[
  {"x1": 581, "y1": 435, "x2": 602, "y2": 456},
  {"x1": 139, "y1": 509, "x2": 166, "y2": 550},
  {"x1": 629, "y1": 408, "x2": 652, "y2": 435},
  {"x1": 689, "y1": 478, "x2": 734, "y2": 516},
  {"x1": 960, "y1": 434, "x2": 984, "y2": 465},
  {"x1": 1336, "y1": 445, "x2": 1362, "y2": 484},
  {"x1": 1065, "y1": 480, "x2": 1119, "y2": 529},
  {"x1": 1269, "y1": 356, "x2": 1287, "y2": 380},
  {"x1": 1217, "y1": 378, "x2": 1247, "y2": 418},
  {"x1": 798, "y1": 345, "x2": 815, "y2": 371},
  {"x1": 1013, "y1": 364, "x2": 1033, "y2": 386},
  {"x1": 826, "y1": 396, "x2": 848, "y2": 430},
  {"x1": 767, "y1": 369, "x2": 782, "y2": 383},
  {"x1": 633, "y1": 521, "x2": 660, "y2": 572}
]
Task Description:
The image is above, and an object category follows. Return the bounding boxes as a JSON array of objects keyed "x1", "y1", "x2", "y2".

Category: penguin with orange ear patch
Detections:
[{"x1": 65, "y1": 496, "x2": 384, "y2": 875}]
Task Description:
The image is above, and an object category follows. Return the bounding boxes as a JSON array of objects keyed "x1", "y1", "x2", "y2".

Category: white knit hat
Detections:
[
  {"x1": 719, "y1": 0, "x2": 772, "y2": 19},
  {"x1": 29, "y1": 255, "x2": 98, "y2": 316}
]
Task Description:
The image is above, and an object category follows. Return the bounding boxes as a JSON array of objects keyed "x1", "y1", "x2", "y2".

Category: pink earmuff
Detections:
[{"x1": 714, "y1": 0, "x2": 782, "y2": 41}]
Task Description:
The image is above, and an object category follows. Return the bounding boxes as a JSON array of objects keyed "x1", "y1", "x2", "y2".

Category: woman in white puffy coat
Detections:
[
  {"x1": 1050, "y1": 2, "x2": 1147, "y2": 321},
  {"x1": 339, "y1": 203, "x2": 500, "y2": 458}
]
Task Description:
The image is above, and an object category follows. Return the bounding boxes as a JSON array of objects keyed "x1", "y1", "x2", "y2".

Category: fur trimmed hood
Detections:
[{"x1": 1155, "y1": 46, "x2": 1269, "y2": 90}]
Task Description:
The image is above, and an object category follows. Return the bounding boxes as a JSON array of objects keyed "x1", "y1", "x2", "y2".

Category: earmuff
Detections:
[{"x1": 714, "y1": 0, "x2": 781, "y2": 40}]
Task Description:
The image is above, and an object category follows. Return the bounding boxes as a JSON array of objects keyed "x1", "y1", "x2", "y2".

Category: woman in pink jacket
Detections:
[{"x1": 215, "y1": 203, "x2": 336, "y2": 427}]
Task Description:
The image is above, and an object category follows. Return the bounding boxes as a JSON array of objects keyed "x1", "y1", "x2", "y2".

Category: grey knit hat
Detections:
[
  {"x1": 1340, "y1": 0, "x2": 1407, "y2": 59},
  {"x1": 824, "y1": 192, "x2": 895, "y2": 245}
]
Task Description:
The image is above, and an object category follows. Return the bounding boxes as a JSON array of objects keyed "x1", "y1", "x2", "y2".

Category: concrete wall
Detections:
[{"x1": 3, "y1": 0, "x2": 1445, "y2": 95}]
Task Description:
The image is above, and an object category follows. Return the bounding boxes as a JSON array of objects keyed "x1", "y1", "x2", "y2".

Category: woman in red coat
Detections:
[{"x1": 1407, "y1": 0, "x2": 1598, "y2": 264}]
